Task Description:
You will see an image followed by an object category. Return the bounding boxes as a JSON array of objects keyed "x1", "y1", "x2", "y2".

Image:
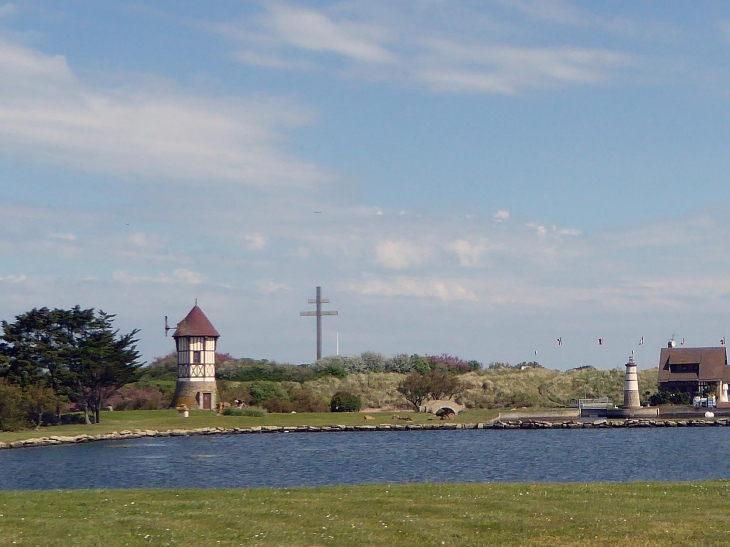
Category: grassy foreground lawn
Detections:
[
  {"x1": 0, "y1": 409, "x2": 502, "y2": 443},
  {"x1": 2, "y1": 482, "x2": 730, "y2": 546}
]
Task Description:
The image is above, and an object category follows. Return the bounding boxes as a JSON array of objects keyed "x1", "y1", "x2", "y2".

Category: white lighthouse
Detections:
[
  {"x1": 170, "y1": 304, "x2": 220, "y2": 410},
  {"x1": 623, "y1": 353, "x2": 641, "y2": 409}
]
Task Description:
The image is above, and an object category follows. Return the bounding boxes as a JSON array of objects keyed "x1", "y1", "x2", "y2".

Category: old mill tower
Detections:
[{"x1": 170, "y1": 304, "x2": 220, "y2": 410}]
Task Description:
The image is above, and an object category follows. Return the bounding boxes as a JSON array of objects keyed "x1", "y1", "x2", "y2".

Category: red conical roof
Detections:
[{"x1": 172, "y1": 305, "x2": 220, "y2": 338}]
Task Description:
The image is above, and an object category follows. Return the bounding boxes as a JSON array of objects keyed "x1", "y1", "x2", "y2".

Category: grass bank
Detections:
[
  {"x1": 2, "y1": 482, "x2": 729, "y2": 546},
  {"x1": 0, "y1": 408, "x2": 502, "y2": 443}
]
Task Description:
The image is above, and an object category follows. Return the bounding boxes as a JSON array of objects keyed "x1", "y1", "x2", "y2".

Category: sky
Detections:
[{"x1": 2, "y1": 1, "x2": 730, "y2": 370}]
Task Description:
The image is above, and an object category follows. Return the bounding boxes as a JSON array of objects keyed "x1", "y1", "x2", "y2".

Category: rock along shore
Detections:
[{"x1": 1, "y1": 418, "x2": 728, "y2": 450}]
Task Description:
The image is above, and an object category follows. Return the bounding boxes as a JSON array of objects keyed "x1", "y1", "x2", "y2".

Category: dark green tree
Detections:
[
  {"x1": 0, "y1": 307, "x2": 143, "y2": 425},
  {"x1": 64, "y1": 311, "x2": 143, "y2": 424}
]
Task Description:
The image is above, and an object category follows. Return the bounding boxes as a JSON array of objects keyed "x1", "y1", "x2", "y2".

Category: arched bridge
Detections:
[{"x1": 420, "y1": 400, "x2": 464, "y2": 415}]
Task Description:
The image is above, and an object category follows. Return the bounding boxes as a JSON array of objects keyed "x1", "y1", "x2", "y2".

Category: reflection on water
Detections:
[{"x1": 2, "y1": 428, "x2": 730, "y2": 490}]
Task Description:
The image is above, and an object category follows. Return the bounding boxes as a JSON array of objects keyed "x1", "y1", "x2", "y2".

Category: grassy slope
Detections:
[
  {"x1": 298, "y1": 367, "x2": 660, "y2": 409},
  {"x1": 0, "y1": 408, "x2": 502, "y2": 443},
  {"x1": 2, "y1": 482, "x2": 730, "y2": 546}
]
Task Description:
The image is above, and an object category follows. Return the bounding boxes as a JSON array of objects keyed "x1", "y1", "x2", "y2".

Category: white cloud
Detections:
[
  {"x1": 242, "y1": 233, "x2": 267, "y2": 250},
  {"x1": 174, "y1": 269, "x2": 204, "y2": 284},
  {"x1": 112, "y1": 269, "x2": 204, "y2": 285},
  {"x1": 447, "y1": 239, "x2": 487, "y2": 267},
  {"x1": 0, "y1": 274, "x2": 26, "y2": 283},
  {"x1": 493, "y1": 209, "x2": 510, "y2": 222},
  {"x1": 48, "y1": 232, "x2": 76, "y2": 241},
  {"x1": 265, "y1": 4, "x2": 395, "y2": 64},
  {"x1": 0, "y1": 37, "x2": 329, "y2": 189},
  {"x1": 526, "y1": 222, "x2": 580, "y2": 238},
  {"x1": 376, "y1": 240, "x2": 431, "y2": 269},
  {"x1": 342, "y1": 276, "x2": 478, "y2": 302},
  {"x1": 235, "y1": 50, "x2": 315, "y2": 71},
  {"x1": 527, "y1": 222, "x2": 548, "y2": 236},
  {"x1": 255, "y1": 279, "x2": 291, "y2": 294}
]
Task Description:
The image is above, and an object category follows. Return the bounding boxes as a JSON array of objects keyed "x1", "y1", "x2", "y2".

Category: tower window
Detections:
[{"x1": 193, "y1": 351, "x2": 201, "y2": 364}]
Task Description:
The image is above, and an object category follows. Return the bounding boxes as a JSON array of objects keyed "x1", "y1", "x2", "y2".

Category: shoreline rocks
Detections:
[{"x1": 1, "y1": 418, "x2": 727, "y2": 450}]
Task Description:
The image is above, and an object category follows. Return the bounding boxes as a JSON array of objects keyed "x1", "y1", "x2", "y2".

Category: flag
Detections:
[
  {"x1": 639, "y1": 337, "x2": 644, "y2": 345},
  {"x1": 598, "y1": 337, "x2": 603, "y2": 346},
  {"x1": 722, "y1": 337, "x2": 726, "y2": 346},
  {"x1": 557, "y1": 337, "x2": 562, "y2": 346}
]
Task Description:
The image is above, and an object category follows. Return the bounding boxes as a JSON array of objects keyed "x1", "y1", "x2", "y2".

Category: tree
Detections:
[
  {"x1": 0, "y1": 379, "x2": 28, "y2": 431},
  {"x1": 425, "y1": 369, "x2": 463, "y2": 400},
  {"x1": 397, "y1": 369, "x2": 464, "y2": 411},
  {"x1": 65, "y1": 311, "x2": 143, "y2": 424},
  {"x1": 0, "y1": 307, "x2": 143, "y2": 425},
  {"x1": 397, "y1": 372, "x2": 432, "y2": 410}
]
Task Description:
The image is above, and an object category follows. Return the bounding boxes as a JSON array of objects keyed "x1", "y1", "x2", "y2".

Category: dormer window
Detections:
[{"x1": 193, "y1": 351, "x2": 201, "y2": 364}]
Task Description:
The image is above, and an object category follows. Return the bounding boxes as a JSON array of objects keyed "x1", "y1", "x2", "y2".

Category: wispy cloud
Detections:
[
  {"x1": 265, "y1": 4, "x2": 395, "y2": 64},
  {"x1": 342, "y1": 275, "x2": 478, "y2": 302},
  {"x1": 212, "y1": 2, "x2": 634, "y2": 95},
  {"x1": 416, "y1": 42, "x2": 628, "y2": 94},
  {"x1": 0, "y1": 36, "x2": 330, "y2": 189},
  {"x1": 48, "y1": 232, "x2": 76, "y2": 241}
]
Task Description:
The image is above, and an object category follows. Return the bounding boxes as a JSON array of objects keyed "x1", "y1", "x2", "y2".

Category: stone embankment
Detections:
[{"x1": 1, "y1": 418, "x2": 729, "y2": 450}]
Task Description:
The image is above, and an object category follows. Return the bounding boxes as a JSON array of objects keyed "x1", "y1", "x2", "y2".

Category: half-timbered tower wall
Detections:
[{"x1": 170, "y1": 305, "x2": 221, "y2": 411}]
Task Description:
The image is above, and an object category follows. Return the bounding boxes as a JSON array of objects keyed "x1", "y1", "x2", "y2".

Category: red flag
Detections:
[
  {"x1": 598, "y1": 337, "x2": 603, "y2": 346},
  {"x1": 557, "y1": 337, "x2": 562, "y2": 346}
]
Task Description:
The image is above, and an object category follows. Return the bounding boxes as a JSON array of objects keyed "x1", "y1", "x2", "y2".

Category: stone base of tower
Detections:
[
  {"x1": 171, "y1": 380, "x2": 218, "y2": 410},
  {"x1": 623, "y1": 392, "x2": 641, "y2": 408}
]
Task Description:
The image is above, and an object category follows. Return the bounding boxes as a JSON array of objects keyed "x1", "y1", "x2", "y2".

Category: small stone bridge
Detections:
[{"x1": 420, "y1": 400, "x2": 464, "y2": 415}]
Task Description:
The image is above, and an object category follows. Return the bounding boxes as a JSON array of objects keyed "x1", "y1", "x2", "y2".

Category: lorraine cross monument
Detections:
[{"x1": 300, "y1": 286, "x2": 338, "y2": 362}]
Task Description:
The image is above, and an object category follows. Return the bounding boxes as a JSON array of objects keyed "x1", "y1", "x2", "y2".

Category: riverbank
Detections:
[
  {"x1": 3, "y1": 415, "x2": 730, "y2": 450},
  {"x1": 2, "y1": 481, "x2": 729, "y2": 546}
]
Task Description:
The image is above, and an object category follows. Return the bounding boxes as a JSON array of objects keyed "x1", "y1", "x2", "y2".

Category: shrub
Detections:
[
  {"x1": 59, "y1": 412, "x2": 86, "y2": 425},
  {"x1": 222, "y1": 407, "x2": 267, "y2": 417},
  {"x1": 217, "y1": 359, "x2": 316, "y2": 383},
  {"x1": 425, "y1": 354, "x2": 482, "y2": 373},
  {"x1": 262, "y1": 397, "x2": 294, "y2": 413},
  {"x1": 249, "y1": 381, "x2": 288, "y2": 406},
  {"x1": 106, "y1": 385, "x2": 170, "y2": 410},
  {"x1": 141, "y1": 353, "x2": 177, "y2": 380},
  {"x1": 650, "y1": 391, "x2": 691, "y2": 406},
  {"x1": 288, "y1": 388, "x2": 329, "y2": 413},
  {"x1": 330, "y1": 390, "x2": 362, "y2": 412}
]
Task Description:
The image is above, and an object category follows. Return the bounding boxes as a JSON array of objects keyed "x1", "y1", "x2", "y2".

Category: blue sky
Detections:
[{"x1": 2, "y1": 1, "x2": 730, "y2": 370}]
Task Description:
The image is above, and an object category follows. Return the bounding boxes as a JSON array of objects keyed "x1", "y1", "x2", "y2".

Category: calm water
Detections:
[{"x1": 2, "y1": 428, "x2": 729, "y2": 490}]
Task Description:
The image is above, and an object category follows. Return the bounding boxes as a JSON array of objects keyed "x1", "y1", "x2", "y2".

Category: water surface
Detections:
[{"x1": 1, "y1": 428, "x2": 728, "y2": 490}]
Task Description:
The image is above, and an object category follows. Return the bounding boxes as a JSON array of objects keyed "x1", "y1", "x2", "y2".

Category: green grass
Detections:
[
  {"x1": 2, "y1": 482, "x2": 730, "y2": 546},
  {"x1": 0, "y1": 408, "x2": 502, "y2": 443}
]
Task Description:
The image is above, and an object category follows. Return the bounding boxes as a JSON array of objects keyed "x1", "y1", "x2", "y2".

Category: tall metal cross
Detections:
[{"x1": 300, "y1": 286, "x2": 338, "y2": 361}]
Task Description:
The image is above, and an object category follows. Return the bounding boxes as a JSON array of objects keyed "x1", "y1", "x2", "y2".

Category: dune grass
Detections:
[
  {"x1": 2, "y1": 481, "x2": 730, "y2": 546},
  {"x1": 0, "y1": 408, "x2": 502, "y2": 443}
]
